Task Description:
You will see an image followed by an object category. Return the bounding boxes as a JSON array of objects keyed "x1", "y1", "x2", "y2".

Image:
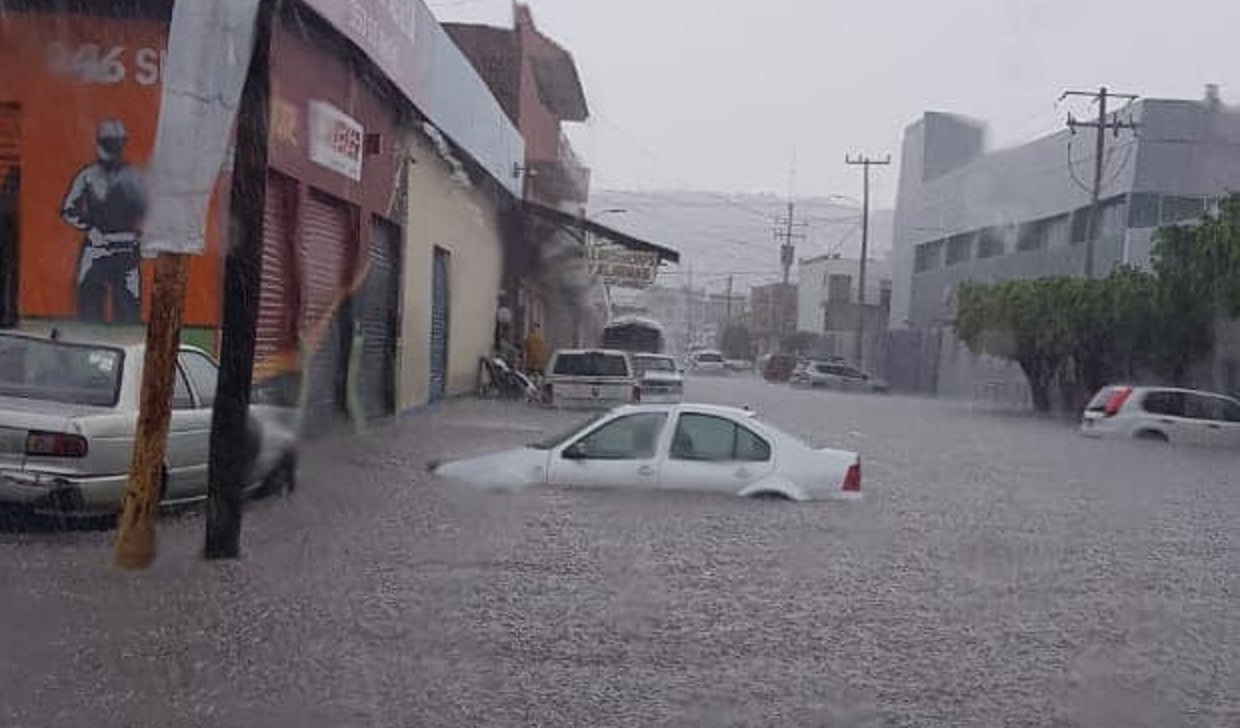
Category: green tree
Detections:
[
  {"x1": 956, "y1": 278, "x2": 1076, "y2": 411},
  {"x1": 1148, "y1": 223, "x2": 1220, "y2": 383},
  {"x1": 718, "y1": 323, "x2": 752, "y2": 360}
]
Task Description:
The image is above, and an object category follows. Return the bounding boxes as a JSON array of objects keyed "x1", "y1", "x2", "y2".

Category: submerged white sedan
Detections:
[{"x1": 436, "y1": 403, "x2": 862, "y2": 502}]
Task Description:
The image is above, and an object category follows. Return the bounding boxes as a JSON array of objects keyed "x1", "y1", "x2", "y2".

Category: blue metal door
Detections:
[{"x1": 429, "y1": 247, "x2": 450, "y2": 401}]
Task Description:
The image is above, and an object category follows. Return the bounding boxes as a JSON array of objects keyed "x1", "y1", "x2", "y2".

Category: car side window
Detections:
[
  {"x1": 171, "y1": 366, "x2": 194, "y2": 410},
  {"x1": 1183, "y1": 394, "x2": 1220, "y2": 421},
  {"x1": 567, "y1": 413, "x2": 666, "y2": 460},
  {"x1": 735, "y1": 425, "x2": 772, "y2": 462},
  {"x1": 671, "y1": 414, "x2": 772, "y2": 463},
  {"x1": 1142, "y1": 391, "x2": 1184, "y2": 416},
  {"x1": 1221, "y1": 399, "x2": 1240, "y2": 423},
  {"x1": 178, "y1": 351, "x2": 219, "y2": 409}
]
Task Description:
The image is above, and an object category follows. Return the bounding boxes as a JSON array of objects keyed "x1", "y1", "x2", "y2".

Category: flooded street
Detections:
[{"x1": 1, "y1": 377, "x2": 1237, "y2": 727}]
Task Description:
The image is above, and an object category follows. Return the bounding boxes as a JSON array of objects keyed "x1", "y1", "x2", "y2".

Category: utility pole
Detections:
[
  {"x1": 116, "y1": 0, "x2": 270, "y2": 568},
  {"x1": 773, "y1": 202, "x2": 807, "y2": 285},
  {"x1": 1062, "y1": 86, "x2": 1139, "y2": 278},
  {"x1": 114, "y1": 254, "x2": 189, "y2": 569},
  {"x1": 725, "y1": 274, "x2": 734, "y2": 324},
  {"x1": 205, "y1": 0, "x2": 279, "y2": 560},
  {"x1": 845, "y1": 153, "x2": 890, "y2": 371}
]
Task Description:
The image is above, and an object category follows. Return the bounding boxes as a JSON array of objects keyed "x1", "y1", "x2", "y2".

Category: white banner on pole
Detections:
[{"x1": 142, "y1": 0, "x2": 261, "y2": 257}]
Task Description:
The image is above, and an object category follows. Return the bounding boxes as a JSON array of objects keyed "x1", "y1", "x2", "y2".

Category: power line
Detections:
[
  {"x1": 845, "y1": 153, "x2": 890, "y2": 369},
  {"x1": 773, "y1": 201, "x2": 808, "y2": 284},
  {"x1": 1062, "y1": 86, "x2": 1140, "y2": 277}
]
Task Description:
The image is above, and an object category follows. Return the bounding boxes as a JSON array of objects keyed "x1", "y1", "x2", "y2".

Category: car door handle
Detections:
[
  {"x1": 637, "y1": 465, "x2": 655, "y2": 477},
  {"x1": 734, "y1": 467, "x2": 751, "y2": 479},
  {"x1": 1206, "y1": 423, "x2": 1221, "y2": 429},
  {"x1": 1158, "y1": 418, "x2": 1175, "y2": 424}
]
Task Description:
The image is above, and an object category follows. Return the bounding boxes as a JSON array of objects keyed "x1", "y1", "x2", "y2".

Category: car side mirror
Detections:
[{"x1": 563, "y1": 442, "x2": 588, "y2": 460}]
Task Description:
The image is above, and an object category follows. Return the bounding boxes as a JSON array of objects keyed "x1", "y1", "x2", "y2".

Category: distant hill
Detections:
[{"x1": 589, "y1": 190, "x2": 893, "y2": 296}]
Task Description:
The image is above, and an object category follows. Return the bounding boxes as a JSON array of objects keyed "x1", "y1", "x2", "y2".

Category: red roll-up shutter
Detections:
[
  {"x1": 300, "y1": 190, "x2": 350, "y2": 331},
  {"x1": 298, "y1": 189, "x2": 353, "y2": 436},
  {"x1": 254, "y1": 173, "x2": 296, "y2": 373},
  {"x1": 0, "y1": 104, "x2": 17, "y2": 185}
]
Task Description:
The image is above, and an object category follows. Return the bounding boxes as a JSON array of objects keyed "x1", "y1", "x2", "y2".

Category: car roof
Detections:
[
  {"x1": 1125, "y1": 385, "x2": 1239, "y2": 399},
  {"x1": 611, "y1": 402, "x2": 758, "y2": 419},
  {"x1": 0, "y1": 329, "x2": 212, "y2": 360},
  {"x1": 552, "y1": 348, "x2": 629, "y2": 357}
]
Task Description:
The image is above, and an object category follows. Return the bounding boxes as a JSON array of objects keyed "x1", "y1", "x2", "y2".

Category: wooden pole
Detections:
[
  {"x1": 115, "y1": 253, "x2": 189, "y2": 569},
  {"x1": 205, "y1": 0, "x2": 277, "y2": 560}
]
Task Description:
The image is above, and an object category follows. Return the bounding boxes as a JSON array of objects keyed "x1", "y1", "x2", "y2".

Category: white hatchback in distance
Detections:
[
  {"x1": 436, "y1": 403, "x2": 862, "y2": 502},
  {"x1": 687, "y1": 349, "x2": 727, "y2": 375},
  {"x1": 1080, "y1": 385, "x2": 1240, "y2": 448}
]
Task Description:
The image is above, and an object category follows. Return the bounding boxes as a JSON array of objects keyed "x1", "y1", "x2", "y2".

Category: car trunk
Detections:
[
  {"x1": 0, "y1": 395, "x2": 95, "y2": 471},
  {"x1": 552, "y1": 377, "x2": 634, "y2": 407}
]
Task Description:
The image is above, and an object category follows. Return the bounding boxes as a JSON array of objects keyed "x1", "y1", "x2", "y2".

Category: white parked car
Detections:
[
  {"x1": 543, "y1": 349, "x2": 639, "y2": 409},
  {"x1": 631, "y1": 353, "x2": 684, "y2": 403},
  {"x1": 0, "y1": 331, "x2": 298, "y2": 518},
  {"x1": 791, "y1": 361, "x2": 890, "y2": 393},
  {"x1": 436, "y1": 403, "x2": 862, "y2": 502},
  {"x1": 1080, "y1": 385, "x2": 1240, "y2": 447},
  {"x1": 687, "y1": 349, "x2": 727, "y2": 375}
]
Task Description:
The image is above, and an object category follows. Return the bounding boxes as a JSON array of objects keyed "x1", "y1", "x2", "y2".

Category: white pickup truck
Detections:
[{"x1": 543, "y1": 349, "x2": 640, "y2": 409}]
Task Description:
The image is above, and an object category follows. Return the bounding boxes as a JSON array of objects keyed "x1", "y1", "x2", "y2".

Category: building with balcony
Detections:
[{"x1": 447, "y1": 5, "x2": 675, "y2": 352}]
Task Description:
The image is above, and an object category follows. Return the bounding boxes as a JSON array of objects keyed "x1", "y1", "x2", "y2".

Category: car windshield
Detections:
[
  {"x1": 552, "y1": 352, "x2": 629, "y2": 376},
  {"x1": 634, "y1": 356, "x2": 675, "y2": 374},
  {"x1": 696, "y1": 352, "x2": 723, "y2": 363},
  {"x1": 530, "y1": 412, "x2": 606, "y2": 450},
  {"x1": 0, "y1": 335, "x2": 123, "y2": 407}
]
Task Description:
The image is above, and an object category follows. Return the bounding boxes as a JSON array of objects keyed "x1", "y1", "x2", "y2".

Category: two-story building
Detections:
[
  {"x1": 447, "y1": 5, "x2": 676, "y2": 354},
  {"x1": 890, "y1": 89, "x2": 1240, "y2": 401}
]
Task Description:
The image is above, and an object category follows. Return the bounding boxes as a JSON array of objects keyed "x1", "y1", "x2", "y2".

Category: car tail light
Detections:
[
  {"x1": 1103, "y1": 386, "x2": 1133, "y2": 417},
  {"x1": 26, "y1": 431, "x2": 88, "y2": 458},
  {"x1": 842, "y1": 461, "x2": 861, "y2": 493},
  {"x1": 632, "y1": 384, "x2": 642, "y2": 403}
]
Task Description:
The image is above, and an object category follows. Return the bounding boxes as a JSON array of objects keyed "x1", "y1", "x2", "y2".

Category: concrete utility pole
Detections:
[
  {"x1": 773, "y1": 202, "x2": 807, "y2": 285},
  {"x1": 205, "y1": 0, "x2": 279, "y2": 560},
  {"x1": 1062, "y1": 87, "x2": 1139, "y2": 278},
  {"x1": 845, "y1": 153, "x2": 890, "y2": 371}
]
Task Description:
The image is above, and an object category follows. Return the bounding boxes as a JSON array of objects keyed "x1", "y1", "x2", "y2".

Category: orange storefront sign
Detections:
[{"x1": 0, "y1": 12, "x2": 224, "y2": 328}]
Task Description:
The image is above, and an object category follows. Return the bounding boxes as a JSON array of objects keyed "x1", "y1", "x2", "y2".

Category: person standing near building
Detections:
[
  {"x1": 60, "y1": 119, "x2": 148, "y2": 324},
  {"x1": 523, "y1": 322, "x2": 547, "y2": 378}
]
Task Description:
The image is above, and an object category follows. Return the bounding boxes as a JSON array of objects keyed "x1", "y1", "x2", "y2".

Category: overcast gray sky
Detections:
[{"x1": 431, "y1": 0, "x2": 1237, "y2": 207}]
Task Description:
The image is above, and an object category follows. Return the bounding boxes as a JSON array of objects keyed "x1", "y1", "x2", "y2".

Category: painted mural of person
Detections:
[{"x1": 60, "y1": 119, "x2": 148, "y2": 324}]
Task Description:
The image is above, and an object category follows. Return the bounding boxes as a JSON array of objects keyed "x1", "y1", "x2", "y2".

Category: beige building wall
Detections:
[{"x1": 398, "y1": 131, "x2": 505, "y2": 410}]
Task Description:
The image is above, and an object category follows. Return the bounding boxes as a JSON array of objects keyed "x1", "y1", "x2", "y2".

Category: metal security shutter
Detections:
[
  {"x1": 0, "y1": 104, "x2": 18, "y2": 328},
  {"x1": 254, "y1": 173, "x2": 295, "y2": 379},
  {"x1": 299, "y1": 190, "x2": 352, "y2": 437},
  {"x1": 0, "y1": 104, "x2": 17, "y2": 185},
  {"x1": 429, "y1": 247, "x2": 450, "y2": 401},
  {"x1": 358, "y1": 218, "x2": 400, "y2": 419}
]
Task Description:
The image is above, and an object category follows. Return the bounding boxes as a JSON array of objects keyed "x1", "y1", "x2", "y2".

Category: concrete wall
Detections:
[
  {"x1": 399, "y1": 130, "x2": 505, "y2": 409},
  {"x1": 797, "y1": 256, "x2": 891, "y2": 332}
]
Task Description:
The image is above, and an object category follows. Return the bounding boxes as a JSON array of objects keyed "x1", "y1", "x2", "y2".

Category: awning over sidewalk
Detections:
[{"x1": 523, "y1": 200, "x2": 680, "y2": 264}]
